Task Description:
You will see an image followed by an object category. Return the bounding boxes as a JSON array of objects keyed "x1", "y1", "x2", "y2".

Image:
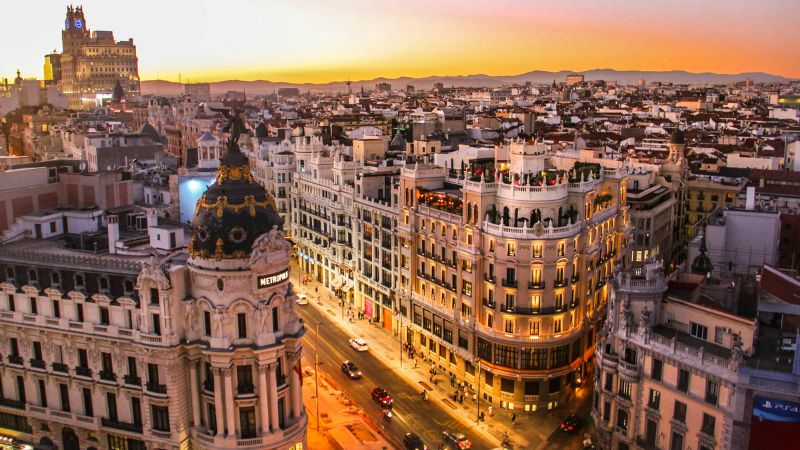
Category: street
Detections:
[{"x1": 299, "y1": 304, "x2": 497, "y2": 449}]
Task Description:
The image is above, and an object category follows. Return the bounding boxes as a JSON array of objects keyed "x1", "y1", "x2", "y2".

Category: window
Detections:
[
  {"x1": 558, "y1": 241, "x2": 566, "y2": 257},
  {"x1": 618, "y1": 380, "x2": 631, "y2": 399},
  {"x1": 78, "y1": 348, "x2": 89, "y2": 368},
  {"x1": 504, "y1": 319, "x2": 514, "y2": 334},
  {"x1": 29, "y1": 297, "x2": 37, "y2": 315},
  {"x1": 147, "y1": 363, "x2": 160, "y2": 385},
  {"x1": 152, "y1": 405, "x2": 170, "y2": 432},
  {"x1": 603, "y1": 401, "x2": 611, "y2": 422},
  {"x1": 52, "y1": 300, "x2": 60, "y2": 318},
  {"x1": 605, "y1": 372, "x2": 613, "y2": 391},
  {"x1": 131, "y1": 397, "x2": 142, "y2": 426},
  {"x1": 83, "y1": 388, "x2": 93, "y2": 417},
  {"x1": 677, "y1": 368, "x2": 690, "y2": 393},
  {"x1": 239, "y1": 406, "x2": 256, "y2": 438},
  {"x1": 237, "y1": 365, "x2": 254, "y2": 394},
  {"x1": 151, "y1": 314, "x2": 161, "y2": 335},
  {"x1": 207, "y1": 404, "x2": 217, "y2": 434},
  {"x1": 7, "y1": 293, "x2": 14, "y2": 311},
  {"x1": 149, "y1": 288, "x2": 159, "y2": 306},
  {"x1": 237, "y1": 313, "x2": 247, "y2": 338},
  {"x1": 76, "y1": 303, "x2": 84, "y2": 322},
  {"x1": 648, "y1": 389, "x2": 661, "y2": 409},
  {"x1": 507, "y1": 242, "x2": 516, "y2": 256},
  {"x1": 705, "y1": 380, "x2": 719, "y2": 405},
  {"x1": 651, "y1": 358, "x2": 663, "y2": 381},
  {"x1": 616, "y1": 408, "x2": 628, "y2": 431},
  {"x1": 701, "y1": 413, "x2": 715, "y2": 437},
  {"x1": 59, "y1": 383, "x2": 70, "y2": 412},
  {"x1": 204, "y1": 311, "x2": 211, "y2": 336},
  {"x1": 462, "y1": 280, "x2": 472, "y2": 297},
  {"x1": 554, "y1": 318, "x2": 562, "y2": 333},
  {"x1": 37, "y1": 379, "x2": 47, "y2": 407},
  {"x1": 690, "y1": 322, "x2": 708, "y2": 340},
  {"x1": 670, "y1": 431, "x2": 684, "y2": 450},
  {"x1": 530, "y1": 321, "x2": 540, "y2": 336},
  {"x1": 100, "y1": 307, "x2": 110, "y2": 325},
  {"x1": 533, "y1": 244, "x2": 542, "y2": 258},
  {"x1": 673, "y1": 400, "x2": 687, "y2": 422}
]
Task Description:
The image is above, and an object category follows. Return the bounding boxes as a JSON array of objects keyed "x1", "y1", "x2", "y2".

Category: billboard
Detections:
[{"x1": 750, "y1": 396, "x2": 800, "y2": 449}]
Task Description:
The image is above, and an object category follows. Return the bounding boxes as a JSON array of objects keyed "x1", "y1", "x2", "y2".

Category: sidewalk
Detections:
[
  {"x1": 303, "y1": 356, "x2": 395, "y2": 450},
  {"x1": 291, "y1": 262, "x2": 562, "y2": 449}
]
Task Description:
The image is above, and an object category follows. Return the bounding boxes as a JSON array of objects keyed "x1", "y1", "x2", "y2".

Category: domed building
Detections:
[
  {"x1": 183, "y1": 130, "x2": 307, "y2": 449},
  {"x1": 0, "y1": 121, "x2": 306, "y2": 450}
]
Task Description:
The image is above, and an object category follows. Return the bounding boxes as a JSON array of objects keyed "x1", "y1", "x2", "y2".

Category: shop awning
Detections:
[
  {"x1": 342, "y1": 281, "x2": 354, "y2": 291},
  {"x1": 331, "y1": 276, "x2": 344, "y2": 289}
]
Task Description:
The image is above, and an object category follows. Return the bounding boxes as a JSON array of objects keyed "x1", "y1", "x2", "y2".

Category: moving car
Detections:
[
  {"x1": 442, "y1": 431, "x2": 472, "y2": 449},
  {"x1": 295, "y1": 294, "x2": 308, "y2": 305},
  {"x1": 349, "y1": 337, "x2": 368, "y2": 351},
  {"x1": 371, "y1": 386, "x2": 393, "y2": 407},
  {"x1": 340, "y1": 360, "x2": 362, "y2": 379},
  {"x1": 403, "y1": 432, "x2": 428, "y2": 450},
  {"x1": 560, "y1": 414, "x2": 582, "y2": 433}
]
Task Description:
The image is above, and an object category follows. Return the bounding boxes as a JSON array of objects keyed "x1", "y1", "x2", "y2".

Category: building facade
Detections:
[
  {"x1": 0, "y1": 134, "x2": 306, "y2": 450},
  {"x1": 398, "y1": 140, "x2": 631, "y2": 412},
  {"x1": 59, "y1": 6, "x2": 140, "y2": 109}
]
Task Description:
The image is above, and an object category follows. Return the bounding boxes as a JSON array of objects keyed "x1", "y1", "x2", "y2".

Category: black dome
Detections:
[
  {"x1": 190, "y1": 141, "x2": 282, "y2": 260},
  {"x1": 691, "y1": 231, "x2": 713, "y2": 276}
]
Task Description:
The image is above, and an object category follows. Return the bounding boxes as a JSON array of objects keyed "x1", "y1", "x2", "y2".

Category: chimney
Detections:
[
  {"x1": 746, "y1": 186, "x2": 756, "y2": 210},
  {"x1": 146, "y1": 208, "x2": 158, "y2": 228},
  {"x1": 107, "y1": 215, "x2": 119, "y2": 254}
]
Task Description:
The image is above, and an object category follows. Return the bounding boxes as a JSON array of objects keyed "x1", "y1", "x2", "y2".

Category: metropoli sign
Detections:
[{"x1": 257, "y1": 269, "x2": 289, "y2": 289}]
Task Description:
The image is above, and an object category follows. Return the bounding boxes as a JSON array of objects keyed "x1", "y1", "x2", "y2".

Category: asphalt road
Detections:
[{"x1": 298, "y1": 304, "x2": 496, "y2": 450}]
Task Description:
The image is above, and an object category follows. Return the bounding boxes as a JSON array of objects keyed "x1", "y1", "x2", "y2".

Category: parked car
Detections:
[
  {"x1": 442, "y1": 431, "x2": 471, "y2": 449},
  {"x1": 560, "y1": 414, "x2": 582, "y2": 433},
  {"x1": 371, "y1": 386, "x2": 393, "y2": 407},
  {"x1": 349, "y1": 337, "x2": 368, "y2": 351},
  {"x1": 403, "y1": 432, "x2": 428, "y2": 450},
  {"x1": 340, "y1": 360, "x2": 362, "y2": 379},
  {"x1": 295, "y1": 294, "x2": 308, "y2": 305}
]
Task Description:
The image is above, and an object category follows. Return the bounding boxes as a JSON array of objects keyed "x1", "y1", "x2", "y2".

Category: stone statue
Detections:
[
  {"x1": 257, "y1": 303, "x2": 270, "y2": 334},
  {"x1": 638, "y1": 309, "x2": 651, "y2": 338},
  {"x1": 730, "y1": 333, "x2": 744, "y2": 369},
  {"x1": 213, "y1": 306, "x2": 228, "y2": 337},
  {"x1": 250, "y1": 225, "x2": 290, "y2": 265},
  {"x1": 184, "y1": 300, "x2": 197, "y2": 332},
  {"x1": 209, "y1": 106, "x2": 247, "y2": 152}
]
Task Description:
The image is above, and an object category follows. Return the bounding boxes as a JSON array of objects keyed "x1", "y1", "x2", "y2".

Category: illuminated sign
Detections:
[
  {"x1": 754, "y1": 396, "x2": 800, "y2": 422},
  {"x1": 257, "y1": 269, "x2": 289, "y2": 289}
]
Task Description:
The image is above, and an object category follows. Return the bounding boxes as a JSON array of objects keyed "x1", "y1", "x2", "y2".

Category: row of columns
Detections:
[{"x1": 188, "y1": 359, "x2": 303, "y2": 438}]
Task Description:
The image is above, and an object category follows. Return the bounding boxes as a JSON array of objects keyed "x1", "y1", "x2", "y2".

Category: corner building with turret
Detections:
[
  {"x1": 398, "y1": 140, "x2": 631, "y2": 412},
  {"x1": 0, "y1": 136, "x2": 306, "y2": 450}
]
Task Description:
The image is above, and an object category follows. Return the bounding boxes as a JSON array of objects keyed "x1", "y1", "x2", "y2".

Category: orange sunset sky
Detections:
[{"x1": 2, "y1": 0, "x2": 798, "y2": 83}]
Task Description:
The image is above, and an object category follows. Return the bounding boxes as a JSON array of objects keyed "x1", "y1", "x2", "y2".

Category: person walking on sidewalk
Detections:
[
  {"x1": 488, "y1": 405, "x2": 493, "y2": 417},
  {"x1": 511, "y1": 412, "x2": 516, "y2": 425}
]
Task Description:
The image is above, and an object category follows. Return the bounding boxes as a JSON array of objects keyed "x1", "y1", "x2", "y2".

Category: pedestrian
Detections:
[
  {"x1": 511, "y1": 412, "x2": 516, "y2": 424},
  {"x1": 414, "y1": 359, "x2": 418, "y2": 368},
  {"x1": 348, "y1": 316, "x2": 353, "y2": 324},
  {"x1": 459, "y1": 394, "x2": 464, "y2": 404},
  {"x1": 488, "y1": 405, "x2": 493, "y2": 417}
]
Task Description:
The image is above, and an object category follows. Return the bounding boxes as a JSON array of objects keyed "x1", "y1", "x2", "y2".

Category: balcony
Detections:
[
  {"x1": 0, "y1": 397, "x2": 25, "y2": 410},
  {"x1": 237, "y1": 383, "x2": 255, "y2": 396},
  {"x1": 528, "y1": 281, "x2": 546, "y2": 290},
  {"x1": 52, "y1": 362, "x2": 68, "y2": 373},
  {"x1": 146, "y1": 382, "x2": 167, "y2": 394},
  {"x1": 100, "y1": 371, "x2": 117, "y2": 382},
  {"x1": 482, "y1": 298, "x2": 496, "y2": 309},
  {"x1": 8, "y1": 355, "x2": 23, "y2": 365},
  {"x1": 553, "y1": 279, "x2": 566, "y2": 288},
  {"x1": 101, "y1": 418, "x2": 143, "y2": 434},
  {"x1": 29, "y1": 359, "x2": 46, "y2": 369},
  {"x1": 75, "y1": 367, "x2": 93, "y2": 378},
  {"x1": 124, "y1": 375, "x2": 142, "y2": 386},
  {"x1": 501, "y1": 279, "x2": 518, "y2": 288}
]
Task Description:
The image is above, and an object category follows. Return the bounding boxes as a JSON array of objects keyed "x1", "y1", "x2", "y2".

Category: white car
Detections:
[
  {"x1": 349, "y1": 337, "x2": 368, "y2": 352},
  {"x1": 295, "y1": 294, "x2": 308, "y2": 305}
]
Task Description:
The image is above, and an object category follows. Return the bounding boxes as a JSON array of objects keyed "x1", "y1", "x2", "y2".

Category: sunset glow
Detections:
[{"x1": 2, "y1": 0, "x2": 798, "y2": 83}]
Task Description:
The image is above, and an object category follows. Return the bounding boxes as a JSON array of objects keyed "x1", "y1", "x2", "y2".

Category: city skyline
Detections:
[{"x1": 2, "y1": 0, "x2": 799, "y2": 84}]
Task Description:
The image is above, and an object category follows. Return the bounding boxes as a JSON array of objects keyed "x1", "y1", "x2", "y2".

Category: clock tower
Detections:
[{"x1": 62, "y1": 5, "x2": 89, "y2": 55}]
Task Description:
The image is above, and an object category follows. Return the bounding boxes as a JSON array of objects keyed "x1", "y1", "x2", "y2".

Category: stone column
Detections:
[
  {"x1": 290, "y1": 363, "x2": 302, "y2": 418},
  {"x1": 223, "y1": 368, "x2": 236, "y2": 437},
  {"x1": 258, "y1": 365, "x2": 271, "y2": 434},
  {"x1": 189, "y1": 361, "x2": 201, "y2": 427},
  {"x1": 268, "y1": 363, "x2": 280, "y2": 431},
  {"x1": 213, "y1": 368, "x2": 225, "y2": 436}
]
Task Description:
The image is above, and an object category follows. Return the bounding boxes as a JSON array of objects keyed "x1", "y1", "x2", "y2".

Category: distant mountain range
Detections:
[{"x1": 141, "y1": 69, "x2": 795, "y2": 96}]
